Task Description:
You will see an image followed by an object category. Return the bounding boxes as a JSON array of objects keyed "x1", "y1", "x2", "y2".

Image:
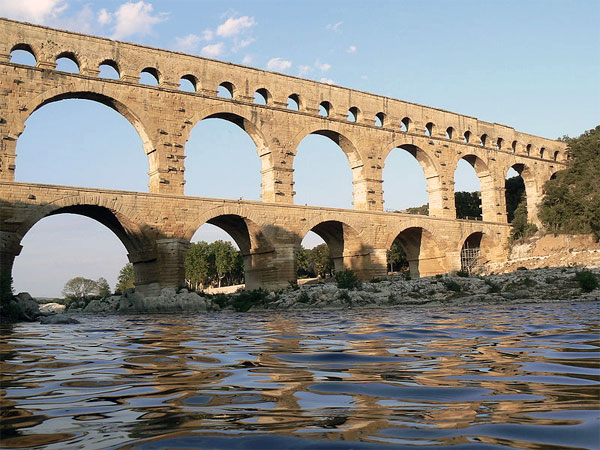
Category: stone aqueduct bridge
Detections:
[{"x1": 0, "y1": 19, "x2": 567, "y2": 293}]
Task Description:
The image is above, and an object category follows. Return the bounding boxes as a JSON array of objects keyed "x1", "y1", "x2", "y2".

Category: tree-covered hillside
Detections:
[{"x1": 540, "y1": 126, "x2": 600, "y2": 239}]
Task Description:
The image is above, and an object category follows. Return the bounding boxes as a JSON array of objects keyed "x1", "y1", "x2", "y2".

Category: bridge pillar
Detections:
[
  {"x1": 244, "y1": 244, "x2": 296, "y2": 290},
  {"x1": 261, "y1": 165, "x2": 294, "y2": 204},
  {"x1": 155, "y1": 238, "x2": 190, "y2": 290},
  {"x1": 367, "y1": 248, "x2": 389, "y2": 280},
  {"x1": 0, "y1": 232, "x2": 22, "y2": 280},
  {"x1": 353, "y1": 177, "x2": 383, "y2": 211}
]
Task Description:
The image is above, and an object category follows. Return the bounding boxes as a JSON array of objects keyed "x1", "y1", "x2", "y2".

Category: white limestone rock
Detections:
[{"x1": 39, "y1": 302, "x2": 66, "y2": 315}]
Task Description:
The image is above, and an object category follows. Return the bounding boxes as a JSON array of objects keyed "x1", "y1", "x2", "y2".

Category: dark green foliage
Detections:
[
  {"x1": 298, "y1": 292, "x2": 310, "y2": 303},
  {"x1": 96, "y1": 277, "x2": 111, "y2": 297},
  {"x1": 297, "y1": 244, "x2": 334, "y2": 278},
  {"x1": 511, "y1": 197, "x2": 538, "y2": 241},
  {"x1": 485, "y1": 279, "x2": 501, "y2": 293},
  {"x1": 62, "y1": 277, "x2": 98, "y2": 300},
  {"x1": 230, "y1": 289, "x2": 269, "y2": 312},
  {"x1": 370, "y1": 277, "x2": 383, "y2": 283},
  {"x1": 387, "y1": 241, "x2": 408, "y2": 272},
  {"x1": 540, "y1": 126, "x2": 600, "y2": 238},
  {"x1": 185, "y1": 241, "x2": 244, "y2": 290},
  {"x1": 455, "y1": 191, "x2": 482, "y2": 219},
  {"x1": 456, "y1": 270, "x2": 469, "y2": 278},
  {"x1": 400, "y1": 204, "x2": 429, "y2": 215},
  {"x1": 443, "y1": 279, "x2": 462, "y2": 292},
  {"x1": 0, "y1": 270, "x2": 14, "y2": 303},
  {"x1": 338, "y1": 290, "x2": 351, "y2": 302},
  {"x1": 116, "y1": 263, "x2": 135, "y2": 293},
  {"x1": 335, "y1": 269, "x2": 361, "y2": 290},
  {"x1": 505, "y1": 176, "x2": 526, "y2": 223},
  {"x1": 574, "y1": 270, "x2": 598, "y2": 292}
]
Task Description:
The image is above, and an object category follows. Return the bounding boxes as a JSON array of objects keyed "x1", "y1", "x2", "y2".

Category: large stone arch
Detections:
[
  {"x1": 382, "y1": 136, "x2": 444, "y2": 217},
  {"x1": 289, "y1": 124, "x2": 368, "y2": 209},
  {"x1": 11, "y1": 194, "x2": 158, "y2": 294},
  {"x1": 8, "y1": 86, "x2": 158, "y2": 187},
  {"x1": 456, "y1": 230, "x2": 497, "y2": 272},
  {"x1": 386, "y1": 224, "x2": 446, "y2": 278},
  {"x1": 452, "y1": 153, "x2": 497, "y2": 222}
]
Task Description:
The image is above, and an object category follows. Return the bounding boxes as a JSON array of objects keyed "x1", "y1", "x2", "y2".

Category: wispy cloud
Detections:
[
  {"x1": 320, "y1": 77, "x2": 335, "y2": 85},
  {"x1": 242, "y1": 55, "x2": 253, "y2": 64},
  {"x1": 201, "y1": 42, "x2": 224, "y2": 58},
  {"x1": 216, "y1": 15, "x2": 256, "y2": 37},
  {"x1": 106, "y1": 1, "x2": 168, "y2": 40},
  {"x1": 347, "y1": 45, "x2": 357, "y2": 53},
  {"x1": 325, "y1": 21, "x2": 343, "y2": 32},
  {"x1": 174, "y1": 33, "x2": 203, "y2": 53},
  {"x1": 317, "y1": 62, "x2": 331, "y2": 72},
  {"x1": 0, "y1": 0, "x2": 67, "y2": 24},
  {"x1": 298, "y1": 65, "x2": 312, "y2": 76},
  {"x1": 267, "y1": 57, "x2": 292, "y2": 72}
]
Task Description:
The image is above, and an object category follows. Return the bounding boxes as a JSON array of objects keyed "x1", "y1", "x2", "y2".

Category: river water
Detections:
[{"x1": 1, "y1": 301, "x2": 598, "y2": 449}]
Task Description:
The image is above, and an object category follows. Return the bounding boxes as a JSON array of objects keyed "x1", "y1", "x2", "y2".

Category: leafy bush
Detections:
[
  {"x1": 485, "y1": 279, "x2": 501, "y2": 293},
  {"x1": 335, "y1": 270, "x2": 361, "y2": 290},
  {"x1": 443, "y1": 279, "x2": 462, "y2": 292},
  {"x1": 456, "y1": 270, "x2": 470, "y2": 278},
  {"x1": 338, "y1": 290, "x2": 351, "y2": 303},
  {"x1": 574, "y1": 270, "x2": 599, "y2": 292},
  {"x1": 370, "y1": 277, "x2": 383, "y2": 283},
  {"x1": 298, "y1": 292, "x2": 310, "y2": 303}
]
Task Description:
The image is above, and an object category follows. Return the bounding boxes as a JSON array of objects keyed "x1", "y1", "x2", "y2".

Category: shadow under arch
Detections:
[
  {"x1": 457, "y1": 231, "x2": 493, "y2": 273},
  {"x1": 298, "y1": 217, "x2": 370, "y2": 279},
  {"x1": 386, "y1": 226, "x2": 446, "y2": 278},
  {"x1": 454, "y1": 154, "x2": 495, "y2": 222},
  {"x1": 13, "y1": 196, "x2": 158, "y2": 293},
  {"x1": 382, "y1": 140, "x2": 442, "y2": 216},
  {"x1": 290, "y1": 127, "x2": 366, "y2": 209},
  {"x1": 506, "y1": 162, "x2": 537, "y2": 222},
  {"x1": 16, "y1": 88, "x2": 156, "y2": 182},
  {"x1": 185, "y1": 208, "x2": 276, "y2": 289}
]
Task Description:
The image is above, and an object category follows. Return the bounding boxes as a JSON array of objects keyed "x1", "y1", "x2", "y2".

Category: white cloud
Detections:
[
  {"x1": 216, "y1": 15, "x2": 256, "y2": 37},
  {"x1": 201, "y1": 43, "x2": 224, "y2": 58},
  {"x1": 318, "y1": 62, "x2": 331, "y2": 72},
  {"x1": 237, "y1": 37, "x2": 255, "y2": 49},
  {"x1": 242, "y1": 55, "x2": 253, "y2": 64},
  {"x1": 174, "y1": 33, "x2": 203, "y2": 53},
  {"x1": 111, "y1": 1, "x2": 167, "y2": 40},
  {"x1": 347, "y1": 45, "x2": 357, "y2": 53},
  {"x1": 325, "y1": 21, "x2": 343, "y2": 32},
  {"x1": 202, "y1": 29, "x2": 213, "y2": 41},
  {"x1": 320, "y1": 77, "x2": 335, "y2": 85},
  {"x1": 57, "y1": 4, "x2": 94, "y2": 33},
  {"x1": 0, "y1": 0, "x2": 67, "y2": 24},
  {"x1": 298, "y1": 65, "x2": 312, "y2": 77},
  {"x1": 98, "y1": 8, "x2": 112, "y2": 25},
  {"x1": 267, "y1": 57, "x2": 292, "y2": 72}
]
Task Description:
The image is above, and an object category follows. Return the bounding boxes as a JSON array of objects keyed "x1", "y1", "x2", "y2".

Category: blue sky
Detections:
[{"x1": 2, "y1": 0, "x2": 599, "y2": 297}]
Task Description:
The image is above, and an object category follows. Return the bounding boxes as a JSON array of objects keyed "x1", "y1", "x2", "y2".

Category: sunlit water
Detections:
[{"x1": 1, "y1": 301, "x2": 599, "y2": 449}]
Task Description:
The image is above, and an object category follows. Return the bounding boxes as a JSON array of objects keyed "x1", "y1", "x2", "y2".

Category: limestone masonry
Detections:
[{"x1": 0, "y1": 18, "x2": 567, "y2": 293}]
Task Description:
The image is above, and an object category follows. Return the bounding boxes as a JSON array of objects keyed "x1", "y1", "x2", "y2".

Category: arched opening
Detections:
[
  {"x1": 299, "y1": 220, "x2": 364, "y2": 279},
  {"x1": 512, "y1": 140, "x2": 518, "y2": 153},
  {"x1": 480, "y1": 134, "x2": 487, "y2": 147},
  {"x1": 287, "y1": 94, "x2": 300, "y2": 111},
  {"x1": 217, "y1": 82, "x2": 234, "y2": 98},
  {"x1": 553, "y1": 150, "x2": 560, "y2": 161},
  {"x1": 540, "y1": 147, "x2": 546, "y2": 159},
  {"x1": 319, "y1": 101, "x2": 331, "y2": 117},
  {"x1": 401, "y1": 117, "x2": 411, "y2": 132},
  {"x1": 526, "y1": 144, "x2": 532, "y2": 156},
  {"x1": 184, "y1": 113, "x2": 262, "y2": 200},
  {"x1": 253, "y1": 88, "x2": 270, "y2": 105},
  {"x1": 425, "y1": 122, "x2": 434, "y2": 137},
  {"x1": 505, "y1": 165, "x2": 526, "y2": 223},
  {"x1": 186, "y1": 214, "x2": 273, "y2": 291},
  {"x1": 460, "y1": 232, "x2": 483, "y2": 274},
  {"x1": 375, "y1": 112, "x2": 385, "y2": 127},
  {"x1": 297, "y1": 231, "x2": 330, "y2": 281},
  {"x1": 383, "y1": 145, "x2": 432, "y2": 214},
  {"x1": 15, "y1": 97, "x2": 149, "y2": 191},
  {"x1": 179, "y1": 74, "x2": 197, "y2": 92},
  {"x1": 55, "y1": 52, "x2": 79, "y2": 73},
  {"x1": 12, "y1": 203, "x2": 151, "y2": 300},
  {"x1": 496, "y1": 138, "x2": 503, "y2": 150},
  {"x1": 13, "y1": 214, "x2": 130, "y2": 299},
  {"x1": 446, "y1": 127, "x2": 454, "y2": 140},
  {"x1": 293, "y1": 131, "x2": 358, "y2": 209},
  {"x1": 139, "y1": 67, "x2": 159, "y2": 86},
  {"x1": 347, "y1": 106, "x2": 359, "y2": 122},
  {"x1": 464, "y1": 130, "x2": 471, "y2": 143},
  {"x1": 389, "y1": 227, "x2": 444, "y2": 278},
  {"x1": 10, "y1": 44, "x2": 36, "y2": 65},
  {"x1": 99, "y1": 60, "x2": 120, "y2": 79},
  {"x1": 454, "y1": 156, "x2": 484, "y2": 220}
]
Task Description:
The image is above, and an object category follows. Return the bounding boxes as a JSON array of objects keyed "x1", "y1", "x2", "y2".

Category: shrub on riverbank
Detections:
[
  {"x1": 574, "y1": 270, "x2": 599, "y2": 292},
  {"x1": 335, "y1": 270, "x2": 361, "y2": 290}
]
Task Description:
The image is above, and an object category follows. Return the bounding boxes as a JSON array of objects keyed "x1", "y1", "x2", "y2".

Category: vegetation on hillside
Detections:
[{"x1": 539, "y1": 126, "x2": 600, "y2": 239}]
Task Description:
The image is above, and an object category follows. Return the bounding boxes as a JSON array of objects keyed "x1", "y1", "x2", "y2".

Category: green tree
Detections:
[
  {"x1": 185, "y1": 241, "x2": 214, "y2": 290},
  {"x1": 96, "y1": 277, "x2": 111, "y2": 297},
  {"x1": 510, "y1": 195, "x2": 538, "y2": 241},
  {"x1": 62, "y1": 277, "x2": 98, "y2": 299},
  {"x1": 211, "y1": 240, "x2": 239, "y2": 287},
  {"x1": 540, "y1": 126, "x2": 600, "y2": 238},
  {"x1": 455, "y1": 191, "x2": 482, "y2": 219},
  {"x1": 296, "y1": 246, "x2": 312, "y2": 277},
  {"x1": 116, "y1": 263, "x2": 135, "y2": 293},
  {"x1": 307, "y1": 244, "x2": 334, "y2": 278},
  {"x1": 387, "y1": 241, "x2": 408, "y2": 272},
  {"x1": 401, "y1": 204, "x2": 429, "y2": 215},
  {"x1": 505, "y1": 176, "x2": 526, "y2": 222}
]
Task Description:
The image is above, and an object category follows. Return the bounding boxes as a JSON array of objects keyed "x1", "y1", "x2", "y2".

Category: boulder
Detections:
[
  {"x1": 84, "y1": 296, "x2": 120, "y2": 313},
  {"x1": 14, "y1": 292, "x2": 40, "y2": 320},
  {"x1": 40, "y1": 314, "x2": 80, "y2": 324},
  {"x1": 39, "y1": 302, "x2": 66, "y2": 315}
]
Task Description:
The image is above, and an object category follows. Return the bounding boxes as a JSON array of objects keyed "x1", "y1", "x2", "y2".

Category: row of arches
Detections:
[
  {"x1": 13, "y1": 97, "x2": 555, "y2": 222},
  {"x1": 8, "y1": 43, "x2": 563, "y2": 162},
  {"x1": 12, "y1": 202, "x2": 487, "y2": 297}
]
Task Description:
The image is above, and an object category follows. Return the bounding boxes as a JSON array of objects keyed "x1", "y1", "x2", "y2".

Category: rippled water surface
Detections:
[{"x1": 1, "y1": 301, "x2": 599, "y2": 449}]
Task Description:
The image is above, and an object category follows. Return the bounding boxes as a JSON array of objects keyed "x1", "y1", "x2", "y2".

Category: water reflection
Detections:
[{"x1": 0, "y1": 301, "x2": 598, "y2": 449}]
